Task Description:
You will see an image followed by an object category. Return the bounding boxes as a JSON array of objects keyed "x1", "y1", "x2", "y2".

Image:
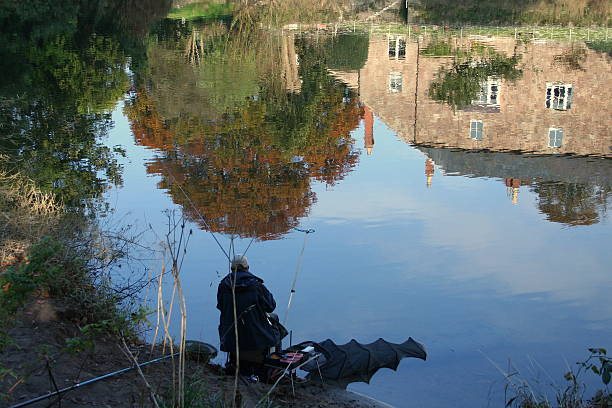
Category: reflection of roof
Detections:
[{"x1": 415, "y1": 145, "x2": 612, "y2": 187}]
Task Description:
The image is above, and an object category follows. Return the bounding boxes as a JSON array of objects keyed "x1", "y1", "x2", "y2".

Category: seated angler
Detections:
[{"x1": 217, "y1": 254, "x2": 283, "y2": 377}]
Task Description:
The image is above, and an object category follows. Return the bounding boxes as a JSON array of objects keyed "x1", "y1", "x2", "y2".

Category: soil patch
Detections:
[{"x1": 1, "y1": 299, "x2": 391, "y2": 408}]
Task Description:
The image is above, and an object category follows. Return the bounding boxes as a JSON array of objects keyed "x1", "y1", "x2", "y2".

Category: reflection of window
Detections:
[
  {"x1": 342, "y1": 88, "x2": 351, "y2": 103},
  {"x1": 473, "y1": 77, "x2": 500, "y2": 106},
  {"x1": 388, "y1": 36, "x2": 406, "y2": 60},
  {"x1": 389, "y1": 72, "x2": 403, "y2": 93},
  {"x1": 546, "y1": 83, "x2": 573, "y2": 110},
  {"x1": 470, "y1": 120, "x2": 484, "y2": 140},
  {"x1": 548, "y1": 128, "x2": 564, "y2": 148}
]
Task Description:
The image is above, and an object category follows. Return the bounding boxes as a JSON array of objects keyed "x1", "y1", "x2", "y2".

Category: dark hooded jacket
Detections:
[{"x1": 217, "y1": 269, "x2": 278, "y2": 352}]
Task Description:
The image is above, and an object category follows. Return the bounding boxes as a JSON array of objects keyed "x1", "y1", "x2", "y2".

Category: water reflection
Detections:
[
  {"x1": 417, "y1": 147, "x2": 612, "y2": 225},
  {"x1": 0, "y1": 0, "x2": 171, "y2": 210},
  {"x1": 126, "y1": 23, "x2": 362, "y2": 239},
  {"x1": 4, "y1": 1, "x2": 610, "y2": 405},
  {"x1": 131, "y1": 24, "x2": 612, "y2": 233},
  {"x1": 331, "y1": 33, "x2": 611, "y2": 225}
]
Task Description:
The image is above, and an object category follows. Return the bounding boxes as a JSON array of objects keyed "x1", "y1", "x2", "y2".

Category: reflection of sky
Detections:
[{"x1": 106, "y1": 103, "x2": 611, "y2": 408}]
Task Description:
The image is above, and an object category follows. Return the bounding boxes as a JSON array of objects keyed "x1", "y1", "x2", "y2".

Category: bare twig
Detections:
[{"x1": 120, "y1": 337, "x2": 161, "y2": 408}]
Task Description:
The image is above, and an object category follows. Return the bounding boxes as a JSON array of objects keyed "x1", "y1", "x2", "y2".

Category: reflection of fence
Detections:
[{"x1": 286, "y1": 22, "x2": 611, "y2": 43}]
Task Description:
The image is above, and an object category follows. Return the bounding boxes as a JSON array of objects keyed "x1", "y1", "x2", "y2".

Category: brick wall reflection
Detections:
[{"x1": 334, "y1": 36, "x2": 612, "y2": 158}]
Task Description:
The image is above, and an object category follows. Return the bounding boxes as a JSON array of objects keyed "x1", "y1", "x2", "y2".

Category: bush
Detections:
[{"x1": 504, "y1": 349, "x2": 612, "y2": 408}]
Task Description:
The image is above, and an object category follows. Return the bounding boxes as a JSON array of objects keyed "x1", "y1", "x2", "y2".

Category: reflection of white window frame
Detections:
[
  {"x1": 388, "y1": 35, "x2": 406, "y2": 60},
  {"x1": 548, "y1": 127, "x2": 564, "y2": 148},
  {"x1": 473, "y1": 77, "x2": 500, "y2": 106},
  {"x1": 342, "y1": 88, "x2": 351, "y2": 104},
  {"x1": 470, "y1": 120, "x2": 484, "y2": 141},
  {"x1": 545, "y1": 83, "x2": 573, "y2": 110},
  {"x1": 388, "y1": 72, "x2": 403, "y2": 93}
]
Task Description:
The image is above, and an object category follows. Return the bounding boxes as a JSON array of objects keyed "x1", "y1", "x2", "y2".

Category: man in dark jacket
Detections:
[{"x1": 217, "y1": 254, "x2": 280, "y2": 376}]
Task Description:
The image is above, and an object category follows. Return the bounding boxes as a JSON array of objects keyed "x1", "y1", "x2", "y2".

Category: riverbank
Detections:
[
  {"x1": 0, "y1": 298, "x2": 394, "y2": 408},
  {"x1": 0, "y1": 175, "x2": 392, "y2": 407}
]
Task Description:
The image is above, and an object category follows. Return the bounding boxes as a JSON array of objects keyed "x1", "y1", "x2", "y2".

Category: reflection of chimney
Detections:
[
  {"x1": 425, "y1": 158, "x2": 435, "y2": 188},
  {"x1": 363, "y1": 106, "x2": 374, "y2": 155},
  {"x1": 505, "y1": 178, "x2": 521, "y2": 204}
]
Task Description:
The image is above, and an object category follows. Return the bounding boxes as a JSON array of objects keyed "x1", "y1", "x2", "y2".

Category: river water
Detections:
[
  {"x1": 3, "y1": 7, "x2": 611, "y2": 407},
  {"x1": 99, "y1": 23, "x2": 612, "y2": 407}
]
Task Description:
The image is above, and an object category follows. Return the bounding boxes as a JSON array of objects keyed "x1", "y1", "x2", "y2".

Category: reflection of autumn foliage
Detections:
[
  {"x1": 126, "y1": 90, "x2": 175, "y2": 150},
  {"x1": 147, "y1": 153, "x2": 315, "y2": 241},
  {"x1": 532, "y1": 182, "x2": 610, "y2": 226},
  {"x1": 124, "y1": 83, "x2": 361, "y2": 240},
  {"x1": 300, "y1": 98, "x2": 362, "y2": 186}
]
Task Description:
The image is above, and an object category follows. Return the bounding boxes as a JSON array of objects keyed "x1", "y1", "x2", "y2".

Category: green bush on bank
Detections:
[
  {"x1": 0, "y1": 232, "x2": 147, "y2": 351},
  {"x1": 505, "y1": 349, "x2": 611, "y2": 408}
]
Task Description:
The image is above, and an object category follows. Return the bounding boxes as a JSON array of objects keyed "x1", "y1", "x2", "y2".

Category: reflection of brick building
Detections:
[{"x1": 333, "y1": 36, "x2": 612, "y2": 157}]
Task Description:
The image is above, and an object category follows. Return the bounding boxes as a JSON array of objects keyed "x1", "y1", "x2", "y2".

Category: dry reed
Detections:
[
  {"x1": 148, "y1": 211, "x2": 191, "y2": 408},
  {"x1": 0, "y1": 168, "x2": 62, "y2": 269}
]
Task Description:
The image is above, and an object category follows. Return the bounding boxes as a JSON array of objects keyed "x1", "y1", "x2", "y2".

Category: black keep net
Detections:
[{"x1": 302, "y1": 337, "x2": 427, "y2": 388}]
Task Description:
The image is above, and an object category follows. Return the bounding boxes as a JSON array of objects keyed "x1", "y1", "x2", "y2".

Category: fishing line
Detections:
[
  {"x1": 161, "y1": 162, "x2": 230, "y2": 260},
  {"x1": 161, "y1": 162, "x2": 314, "y2": 303},
  {"x1": 283, "y1": 227, "x2": 315, "y2": 326}
]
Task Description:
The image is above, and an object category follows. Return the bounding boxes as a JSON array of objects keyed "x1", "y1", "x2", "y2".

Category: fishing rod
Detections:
[
  {"x1": 283, "y1": 227, "x2": 315, "y2": 326},
  {"x1": 9, "y1": 352, "x2": 179, "y2": 408}
]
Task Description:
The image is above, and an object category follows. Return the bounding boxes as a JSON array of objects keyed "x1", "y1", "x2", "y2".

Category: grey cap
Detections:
[{"x1": 231, "y1": 254, "x2": 249, "y2": 269}]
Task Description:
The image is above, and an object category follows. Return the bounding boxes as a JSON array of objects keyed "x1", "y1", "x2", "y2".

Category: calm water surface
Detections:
[
  {"x1": 3, "y1": 8, "x2": 610, "y2": 405},
  {"x1": 99, "y1": 24, "x2": 612, "y2": 407}
]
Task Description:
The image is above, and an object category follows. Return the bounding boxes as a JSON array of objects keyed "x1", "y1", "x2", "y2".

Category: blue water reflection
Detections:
[
  {"x1": 106, "y1": 98, "x2": 611, "y2": 406},
  {"x1": 100, "y1": 26, "x2": 612, "y2": 407}
]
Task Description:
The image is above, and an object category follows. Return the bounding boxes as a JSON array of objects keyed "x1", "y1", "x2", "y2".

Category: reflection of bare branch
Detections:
[
  {"x1": 233, "y1": 0, "x2": 346, "y2": 27},
  {"x1": 184, "y1": 24, "x2": 229, "y2": 66},
  {"x1": 185, "y1": 30, "x2": 201, "y2": 65}
]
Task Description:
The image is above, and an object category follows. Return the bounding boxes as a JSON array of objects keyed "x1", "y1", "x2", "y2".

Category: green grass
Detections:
[
  {"x1": 167, "y1": 2, "x2": 234, "y2": 21},
  {"x1": 587, "y1": 40, "x2": 612, "y2": 57},
  {"x1": 503, "y1": 349, "x2": 611, "y2": 408}
]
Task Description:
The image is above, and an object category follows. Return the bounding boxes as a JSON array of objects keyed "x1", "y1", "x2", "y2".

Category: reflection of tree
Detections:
[
  {"x1": 125, "y1": 29, "x2": 361, "y2": 239},
  {"x1": 0, "y1": 35, "x2": 129, "y2": 211},
  {"x1": 428, "y1": 54, "x2": 522, "y2": 109},
  {"x1": 532, "y1": 182, "x2": 610, "y2": 226},
  {"x1": 0, "y1": 0, "x2": 169, "y2": 211},
  {"x1": 320, "y1": 33, "x2": 370, "y2": 71}
]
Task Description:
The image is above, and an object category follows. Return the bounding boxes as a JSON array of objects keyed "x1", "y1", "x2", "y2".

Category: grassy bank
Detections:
[
  {"x1": 499, "y1": 349, "x2": 611, "y2": 408},
  {"x1": 410, "y1": 0, "x2": 611, "y2": 27},
  {"x1": 0, "y1": 170, "x2": 151, "y2": 402}
]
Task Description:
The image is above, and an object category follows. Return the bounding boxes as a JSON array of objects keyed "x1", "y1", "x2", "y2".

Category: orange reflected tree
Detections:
[{"x1": 124, "y1": 29, "x2": 361, "y2": 240}]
